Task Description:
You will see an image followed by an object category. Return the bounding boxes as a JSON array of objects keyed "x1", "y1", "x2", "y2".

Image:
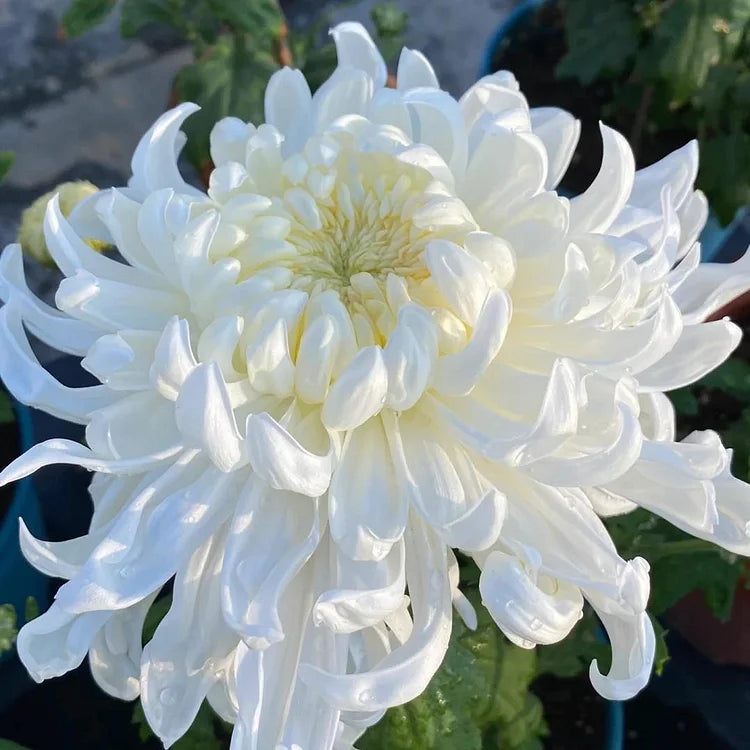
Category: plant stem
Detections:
[
  {"x1": 630, "y1": 83, "x2": 654, "y2": 161},
  {"x1": 270, "y1": 0, "x2": 293, "y2": 68}
]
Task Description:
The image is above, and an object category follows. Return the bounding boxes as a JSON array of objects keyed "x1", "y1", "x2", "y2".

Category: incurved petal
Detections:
[
  {"x1": 529, "y1": 107, "x2": 580, "y2": 189},
  {"x1": 569, "y1": 124, "x2": 635, "y2": 235},
  {"x1": 89, "y1": 594, "x2": 156, "y2": 700},
  {"x1": 331, "y1": 22, "x2": 387, "y2": 90},
  {"x1": 298, "y1": 517, "x2": 452, "y2": 711},
  {"x1": 637, "y1": 320, "x2": 742, "y2": 392},
  {"x1": 141, "y1": 534, "x2": 236, "y2": 747},
  {"x1": 314, "y1": 539, "x2": 407, "y2": 633},
  {"x1": 221, "y1": 480, "x2": 321, "y2": 648},
  {"x1": 0, "y1": 305, "x2": 116, "y2": 423},
  {"x1": 396, "y1": 48, "x2": 439, "y2": 90},
  {"x1": 479, "y1": 550, "x2": 583, "y2": 648},
  {"x1": 322, "y1": 346, "x2": 388, "y2": 432},
  {"x1": 329, "y1": 416, "x2": 406, "y2": 561},
  {"x1": 0, "y1": 245, "x2": 98, "y2": 355},
  {"x1": 589, "y1": 610, "x2": 655, "y2": 700},
  {"x1": 129, "y1": 103, "x2": 204, "y2": 199},
  {"x1": 265, "y1": 67, "x2": 313, "y2": 156},
  {"x1": 432, "y1": 288, "x2": 511, "y2": 396},
  {"x1": 244, "y1": 411, "x2": 333, "y2": 497},
  {"x1": 175, "y1": 363, "x2": 244, "y2": 472}
]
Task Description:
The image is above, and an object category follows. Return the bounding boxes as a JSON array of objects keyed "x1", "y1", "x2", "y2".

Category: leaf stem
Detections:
[{"x1": 630, "y1": 83, "x2": 654, "y2": 161}]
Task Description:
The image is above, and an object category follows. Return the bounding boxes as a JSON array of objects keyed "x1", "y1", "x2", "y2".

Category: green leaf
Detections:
[
  {"x1": 643, "y1": 0, "x2": 750, "y2": 105},
  {"x1": 371, "y1": 3, "x2": 409, "y2": 64},
  {"x1": 0, "y1": 741, "x2": 33, "y2": 750},
  {"x1": 371, "y1": 2, "x2": 408, "y2": 38},
  {"x1": 62, "y1": 0, "x2": 116, "y2": 38},
  {"x1": 120, "y1": 0, "x2": 177, "y2": 38},
  {"x1": 651, "y1": 616, "x2": 670, "y2": 676},
  {"x1": 24, "y1": 596, "x2": 39, "y2": 623},
  {"x1": 698, "y1": 128, "x2": 750, "y2": 224},
  {"x1": 360, "y1": 588, "x2": 545, "y2": 750},
  {"x1": 0, "y1": 151, "x2": 13, "y2": 184},
  {"x1": 669, "y1": 388, "x2": 699, "y2": 417},
  {"x1": 205, "y1": 0, "x2": 283, "y2": 36},
  {"x1": 0, "y1": 604, "x2": 18, "y2": 656},
  {"x1": 173, "y1": 34, "x2": 279, "y2": 172},
  {"x1": 556, "y1": 0, "x2": 639, "y2": 85},
  {"x1": 142, "y1": 594, "x2": 171, "y2": 645}
]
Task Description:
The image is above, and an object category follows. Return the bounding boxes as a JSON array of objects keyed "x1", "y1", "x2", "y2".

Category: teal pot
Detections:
[
  {"x1": 0, "y1": 400, "x2": 48, "y2": 645},
  {"x1": 480, "y1": 0, "x2": 742, "y2": 263}
]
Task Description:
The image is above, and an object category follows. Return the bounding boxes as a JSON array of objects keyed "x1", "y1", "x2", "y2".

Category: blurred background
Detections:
[{"x1": 0, "y1": 1, "x2": 749, "y2": 748}]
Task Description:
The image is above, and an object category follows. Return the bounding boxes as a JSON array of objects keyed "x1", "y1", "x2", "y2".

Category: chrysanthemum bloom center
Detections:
[
  {"x1": 284, "y1": 153, "x2": 436, "y2": 298},
  {"x1": 209, "y1": 127, "x2": 481, "y2": 346}
]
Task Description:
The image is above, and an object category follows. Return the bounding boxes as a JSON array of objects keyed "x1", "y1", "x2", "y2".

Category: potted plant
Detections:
[{"x1": 0, "y1": 3, "x2": 748, "y2": 749}]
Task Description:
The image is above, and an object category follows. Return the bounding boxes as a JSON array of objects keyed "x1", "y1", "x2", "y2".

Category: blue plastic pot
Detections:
[
  {"x1": 0, "y1": 400, "x2": 48, "y2": 632},
  {"x1": 480, "y1": 0, "x2": 741, "y2": 264}
]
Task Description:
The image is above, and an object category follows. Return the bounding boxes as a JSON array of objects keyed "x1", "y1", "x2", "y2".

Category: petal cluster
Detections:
[{"x1": 2, "y1": 20, "x2": 750, "y2": 749}]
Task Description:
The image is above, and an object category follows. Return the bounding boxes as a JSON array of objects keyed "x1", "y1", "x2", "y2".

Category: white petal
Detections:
[
  {"x1": 246, "y1": 319, "x2": 296, "y2": 398},
  {"x1": 210, "y1": 116, "x2": 254, "y2": 166},
  {"x1": 175, "y1": 363, "x2": 244, "y2": 472},
  {"x1": 142, "y1": 534, "x2": 235, "y2": 747},
  {"x1": 322, "y1": 346, "x2": 388, "y2": 431},
  {"x1": 244, "y1": 412, "x2": 333, "y2": 498},
  {"x1": 382, "y1": 304, "x2": 438, "y2": 410},
  {"x1": 129, "y1": 103, "x2": 204, "y2": 199},
  {"x1": 0, "y1": 245, "x2": 98, "y2": 355},
  {"x1": 637, "y1": 320, "x2": 742, "y2": 392},
  {"x1": 299, "y1": 517, "x2": 451, "y2": 711},
  {"x1": 265, "y1": 67, "x2": 313, "y2": 156},
  {"x1": 424, "y1": 239, "x2": 492, "y2": 325},
  {"x1": 530, "y1": 107, "x2": 580, "y2": 189},
  {"x1": 673, "y1": 251, "x2": 750, "y2": 324},
  {"x1": 314, "y1": 539, "x2": 406, "y2": 633},
  {"x1": 149, "y1": 316, "x2": 198, "y2": 400},
  {"x1": 56, "y1": 464, "x2": 237, "y2": 613},
  {"x1": 89, "y1": 594, "x2": 155, "y2": 700},
  {"x1": 295, "y1": 314, "x2": 339, "y2": 404},
  {"x1": 0, "y1": 305, "x2": 116, "y2": 423},
  {"x1": 313, "y1": 67, "x2": 373, "y2": 133},
  {"x1": 397, "y1": 47, "x2": 439, "y2": 90},
  {"x1": 480, "y1": 550, "x2": 583, "y2": 647},
  {"x1": 630, "y1": 141, "x2": 698, "y2": 211},
  {"x1": 17, "y1": 604, "x2": 108, "y2": 682},
  {"x1": 0, "y1": 440, "x2": 183, "y2": 489},
  {"x1": 222, "y1": 482, "x2": 320, "y2": 648},
  {"x1": 461, "y1": 123, "x2": 547, "y2": 223},
  {"x1": 331, "y1": 22, "x2": 387, "y2": 89},
  {"x1": 589, "y1": 610, "x2": 655, "y2": 700},
  {"x1": 329, "y1": 416, "x2": 406, "y2": 561},
  {"x1": 569, "y1": 124, "x2": 635, "y2": 235},
  {"x1": 433, "y1": 288, "x2": 511, "y2": 396},
  {"x1": 402, "y1": 88, "x2": 468, "y2": 180},
  {"x1": 386, "y1": 411, "x2": 505, "y2": 551}
]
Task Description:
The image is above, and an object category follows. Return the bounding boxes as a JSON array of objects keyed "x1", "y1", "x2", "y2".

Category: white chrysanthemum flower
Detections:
[{"x1": 2, "y1": 21, "x2": 750, "y2": 749}]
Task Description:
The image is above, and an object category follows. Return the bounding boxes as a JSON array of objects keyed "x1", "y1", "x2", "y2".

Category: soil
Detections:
[
  {"x1": 490, "y1": 3, "x2": 695, "y2": 195},
  {"x1": 0, "y1": 393, "x2": 19, "y2": 523}
]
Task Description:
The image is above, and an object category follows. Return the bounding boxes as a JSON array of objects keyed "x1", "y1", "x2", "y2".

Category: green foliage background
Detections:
[{"x1": 557, "y1": 0, "x2": 750, "y2": 224}]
